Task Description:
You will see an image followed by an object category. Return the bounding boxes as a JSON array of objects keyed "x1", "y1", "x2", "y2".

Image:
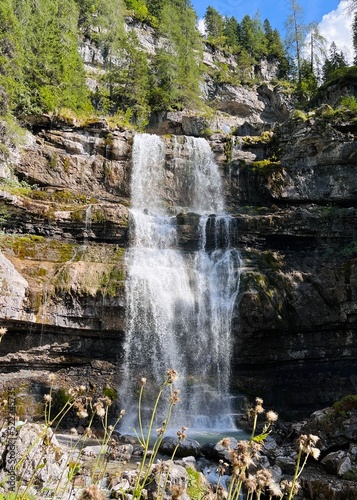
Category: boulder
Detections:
[{"x1": 159, "y1": 436, "x2": 201, "y2": 458}]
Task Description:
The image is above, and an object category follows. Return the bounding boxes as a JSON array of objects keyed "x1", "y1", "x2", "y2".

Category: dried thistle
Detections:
[
  {"x1": 78, "y1": 484, "x2": 105, "y2": 500},
  {"x1": 166, "y1": 369, "x2": 178, "y2": 383},
  {"x1": 169, "y1": 389, "x2": 180, "y2": 405},
  {"x1": 177, "y1": 426, "x2": 187, "y2": 441},
  {"x1": 266, "y1": 410, "x2": 278, "y2": 422}
]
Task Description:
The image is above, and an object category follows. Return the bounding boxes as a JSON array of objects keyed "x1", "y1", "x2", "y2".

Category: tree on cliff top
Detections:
[
  {"x1": 285, "y1": 0, "x2": 308, "y2": 82},
  {"x1": 1, "y1": 0, "x2": 90, "y2": 114}
]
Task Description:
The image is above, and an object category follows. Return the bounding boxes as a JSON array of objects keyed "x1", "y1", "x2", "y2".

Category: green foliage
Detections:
[
  {"x1": 0, "y1": 0, "x2": 294, "y2": 121},
  {"x1": 240, "y1": 13, "x2": 268, "y2": 62},
  {"x1": 291, "y1": 109, "x2": 309, "y2": 121},
  {"x1": 0, "y1": 114, "x2": 27, "y2": 160},
  {"x1": 322, "y1": 42, "x2": 348, "y2": 83},
  {"x1": 295, "y1": 59, "x2": 318, "y2": 103},
  {"x1": 148, "y1": 0, "x2": 203, "y2": 112},
  {"x1": 340, "y1": 95, "x2": 357, "y2": 112},
  {"x1": 332, "y1": 395, "x2": 357, "y2": 416},
  {"x1": 97, "y1": 29, "x2": 150, "y2": 126},
  {"x1": 0, "y1": 205, "x2": 10, "y2": 226},
  {"x1": 284, "y1": 0, "x2": 308, "y2": 82},
  {"x1": 0, "y1": 0, "x2": 91, "y2": 115},
  {"x1": 103, "y1": 386, "x2": 117, "y2": 401},
  {"x1": 204, "y1": 6, "x2": 224, "y2": 44},
  {"x1": 187, "y1": 467, "x2": 206, "y2": 499},
  {"x1": 317, "y1": 93, "x2": 357, "y2": 125}
]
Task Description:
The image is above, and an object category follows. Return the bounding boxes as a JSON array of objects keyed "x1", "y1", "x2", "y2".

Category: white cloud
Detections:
[
  {"x1": 318, "y1": 0, "x2": 354, "y2": 63},
  {"x1": 197, "y1": 18, "x2": 206, "y2": 36}
]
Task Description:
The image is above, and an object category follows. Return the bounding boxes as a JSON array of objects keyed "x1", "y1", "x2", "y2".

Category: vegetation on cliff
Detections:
[{"x1": 1, "y1": 0, "x2": 356, "y2": 127}]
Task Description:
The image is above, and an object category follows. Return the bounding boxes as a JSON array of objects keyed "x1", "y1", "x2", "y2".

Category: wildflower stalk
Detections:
[
  {"x1": 249, "y1": 412, "x2": 258, "y2": 444},
  {"x1": 228, "y1": 471, "x2": 244, "y2": 500},
  {"x1": 287, "y1": 447, "x2": 302, "y2": 500},
  {"x1": 132, "y1": 370, "x2": 178, "y2": 499},
  {"x1": 56, "y1": 413, "x2": 96, "y2": 500},
  {"x1": 138, "y1": 379, "x2": 146, "y2": 444},
  {"x1": 91, "y1": 407, "x2": 125, "y2": 484},
  {"x1": 132, "y1": 382, "x2": 166, "y2": 497},
  {"x1": 157, "y1": 427, "x2": 186, "y2": 500}
]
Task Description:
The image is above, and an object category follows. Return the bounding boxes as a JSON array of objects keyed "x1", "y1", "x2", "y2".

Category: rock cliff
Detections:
[{"x1": 0, "y1": 56, "x2": 356, "y2": 421}]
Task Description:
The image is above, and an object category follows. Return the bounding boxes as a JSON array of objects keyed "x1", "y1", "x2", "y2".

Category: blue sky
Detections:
[
  {"x1": 192, "y1": 0, "x2": 340, "y2": 33},
  {"x1": 192, "y1": 0, "x2": 354, "y2": 61}
]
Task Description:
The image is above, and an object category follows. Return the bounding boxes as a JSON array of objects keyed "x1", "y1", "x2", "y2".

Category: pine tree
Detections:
[
  {"x1": 322, "y1": 42, "x2": 348, "y2": 82},
  {"x1": 239, "y1": 13, "x2": 267, "y2": 62},
  {"x1": 284, "y1": 0, "x2": 308, "y2": 81},
  {"x1": 204, "y1": 6, "x2": 224, "y2": 42},
  {"x1": 223, "y1": 16, "x2": 239, "y2": 50},
  {"x1": 353, "y1": 12, "x2": 357, "y2": 65},
  {"x1": 151, "y1": 0, "x2": 202, "y2": 110}
]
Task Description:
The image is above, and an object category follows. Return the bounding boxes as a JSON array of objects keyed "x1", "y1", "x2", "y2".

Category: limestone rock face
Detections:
[
  {"x1": 0, "y1": 99, "x2": 356, "y2": 421},
  {"x1": 227, "y1": 114, "x2": 357, "y2": 417}
]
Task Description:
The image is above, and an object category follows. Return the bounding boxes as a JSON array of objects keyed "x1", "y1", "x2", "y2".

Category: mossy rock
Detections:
[{"x1": 332, "y1": 395, "x2": 357, "y2": 417}]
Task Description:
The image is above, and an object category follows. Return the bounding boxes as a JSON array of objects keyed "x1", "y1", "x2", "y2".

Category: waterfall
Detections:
[{"x1": 122, "y1": 133, "x2": 241, "y2": 432}]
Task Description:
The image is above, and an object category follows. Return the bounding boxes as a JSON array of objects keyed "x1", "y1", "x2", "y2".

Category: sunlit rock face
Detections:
[{"x1": 0, "y1": 95, "x2": 356, "y2": 420}]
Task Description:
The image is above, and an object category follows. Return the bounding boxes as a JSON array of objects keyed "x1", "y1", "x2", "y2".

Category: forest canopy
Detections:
[{"x1": 0, "y1": 0, "x2": 355, "y2": 125}]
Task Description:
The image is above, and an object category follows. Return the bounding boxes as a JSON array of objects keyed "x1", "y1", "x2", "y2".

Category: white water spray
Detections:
[{"x1": 122, "y1": 133, "x2": 241, "y2": 431}]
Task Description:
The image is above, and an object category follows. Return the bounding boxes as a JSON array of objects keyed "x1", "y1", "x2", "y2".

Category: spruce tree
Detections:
[
  {"x1": 353, "y1": 12, "x2": 357, "y2": 65},
  {"x1": 204, "y1": 6, "x2": 224, "y2": 43}
]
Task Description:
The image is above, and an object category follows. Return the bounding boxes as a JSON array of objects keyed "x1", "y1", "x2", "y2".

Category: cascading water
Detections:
[{"x1": 122, "y1": 133, "x2": 241, "y2": 432}]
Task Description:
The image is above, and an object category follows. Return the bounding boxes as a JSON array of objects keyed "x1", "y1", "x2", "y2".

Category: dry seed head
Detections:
[
  {"x1": 298, "y1": 434, "x2": 320, "y2": 455},
  {"x1": 166, "y1": 369, "x2": 178, "y2": 383},
  {"x1": 244, "y1": 474, "x2": 257, "y2": 493},
  {"x1": 311, "y1": 447, "x2": 321, "y2": 460},
  {"x1": 170, "y1": 389, "x2": 180, "y2": 405},
  {"x1": 169, "y1": 484, "x2": 185, "y2": 500},
  {"x1": 96, "y1": 406, "x2": 106, "y2": 418},
  {"x1": 221, "y1": 437, "x2": 231, "y2": 449},
  {"x1": 0, "y1": 328, "x2": 7, "y2": 336},
  {"x1": 70, "y1": 428, "x2": 78, "y2": 436},
  {"x1": 236, "y1": 440, "x2": 249, "y2": 453},
  {"x1": 256, "y1": 468, "x2": 272, "y2": 488},
  {"x1": 177, "y1": 426, "x2": 187, "y2": 441},
  {"x1": 78, "y1": 484, "x2": 105, "y2": 500},
  {"x1": 309, "y1": 434, "x2": 319, "y2": 445},
  {"x1": 255, "y1": 404, "x2": 264, "y2": 414},
  {"x1": 48, "y1": 373, "x2": 57, "y2": 382},
  {"x1": 77, "y1": 410, "x2": 89, "y2": 419},
  {"x1": 269, "y1": 480, "x2": 282, "y2": 497},
  {"x1": 140, "y1": 377, "x2": 147, "y2": 386},
  {"x1": 250, "y1": 441, "x2": 263, "y2": 456},
  {"x1": 266, "y1": 410, "x2": 278, "y2": 422},
  {"x1": 43, "y1": 394, "x2": 52, "y2": 403}
]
